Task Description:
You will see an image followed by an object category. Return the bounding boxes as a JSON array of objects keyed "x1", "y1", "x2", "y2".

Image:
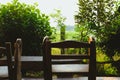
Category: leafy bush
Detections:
[
  {"x1": 97, "y1": 63, "x2": 117, "y2": 76},
  {"x1": 0, "y1": 0, "x2": 52, "y2": 55}
]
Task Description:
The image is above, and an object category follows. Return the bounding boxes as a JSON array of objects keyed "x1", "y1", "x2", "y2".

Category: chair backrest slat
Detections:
[
  {"x1": 52, "y1": 54, "x2": 89, "y2": 59},
  {"x1": 51, "y1": 41, "x2": 90, "y2": 48}
]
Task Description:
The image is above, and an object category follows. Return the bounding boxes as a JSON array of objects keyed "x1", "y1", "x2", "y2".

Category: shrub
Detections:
[{"x1": 0, "y1": 0, "x2": 52, "y2": 55}]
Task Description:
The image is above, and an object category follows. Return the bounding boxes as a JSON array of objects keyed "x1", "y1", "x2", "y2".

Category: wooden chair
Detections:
[
  {"x1": 0, "y1": 38, "x2": 22, "y2": 80},
  {"x1": 0, "y1": 42, "x2": 13, "y2": 80},
  {"x1": 43, "y1": 36, "x2": 96, "y2": 80}
]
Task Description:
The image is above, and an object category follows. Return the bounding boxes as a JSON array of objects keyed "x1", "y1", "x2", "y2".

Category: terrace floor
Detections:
[{"x1": 22, "y1": 77, "x2": 120, "y2": 80}]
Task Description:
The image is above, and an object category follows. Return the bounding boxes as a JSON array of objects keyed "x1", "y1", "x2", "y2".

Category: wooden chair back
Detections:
[
  {"x1": 0, "y1": 42, "x2": 13, "y2": 80},
  {"x1": 0, "y1": 38, "x2": 22, "y2": 80},
  {"x1": 43, "y1": 36, "x2": 96, "y2": 80}
]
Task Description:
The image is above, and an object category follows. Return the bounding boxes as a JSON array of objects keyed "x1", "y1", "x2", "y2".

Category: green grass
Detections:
[{"x1": 51, "y1": 31, "x2": 77, "y2": 42}]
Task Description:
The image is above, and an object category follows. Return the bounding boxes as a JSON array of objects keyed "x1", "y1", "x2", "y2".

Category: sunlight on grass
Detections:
[{"x1": 51, "y1": 48, "x2": 61, "y2": 55}]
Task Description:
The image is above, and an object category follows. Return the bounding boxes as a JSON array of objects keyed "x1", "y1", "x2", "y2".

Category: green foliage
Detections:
[
  {"x1": 74, "y1": 23, "x2": 93, "y2": 42},
  {"x1": 66, "y1": 31, "x2": 77, "y2": 40},
  {"x1": 97, "y1": 63, "x2": 117, "y2": 76},
  {"x1": 75, "y1": 0, "x2": 119, "y2": 42},
  {"x1": 50, "y1": 9, "x2": 66, "y2": 41},
  {"x1": 51, "y1": 31, "x2": 77, "y2": 42},
  {"x1": 0, "y1": 0, "x2": 52, "y2": 55},
  {"x1": 96, "y1": 48, "x2": 111, "y2": 62},
  {"x1": 51, "y1": 48, "x2": 61, "y2": 55},
  {"x1": 100, "y1": 7, "x2": 120, "y2": 59}
]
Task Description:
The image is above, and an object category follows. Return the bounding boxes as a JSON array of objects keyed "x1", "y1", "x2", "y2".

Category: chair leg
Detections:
[{"x1": 88, "y1": 73, "x2": 96, "y2": 80}]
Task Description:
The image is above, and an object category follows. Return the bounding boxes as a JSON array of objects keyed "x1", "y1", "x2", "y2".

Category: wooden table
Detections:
[{"x1": 0, "y1": 56, "x2": 43, "y2": 71}]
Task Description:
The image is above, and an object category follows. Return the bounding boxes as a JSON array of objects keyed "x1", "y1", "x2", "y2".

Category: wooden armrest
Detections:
[{"x1": 0, "y1": 47, "x2": 6, "y2": 49}]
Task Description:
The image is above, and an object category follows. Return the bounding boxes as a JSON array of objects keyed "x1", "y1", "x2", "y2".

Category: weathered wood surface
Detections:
[{"x1": 0, "y1": 56, "x2": 43, "y2": 71}]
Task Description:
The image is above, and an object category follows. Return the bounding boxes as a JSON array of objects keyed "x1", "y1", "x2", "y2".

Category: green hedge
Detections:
[{"x1": 0, "y1": 0, "x2": 52, "y2": 56}]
